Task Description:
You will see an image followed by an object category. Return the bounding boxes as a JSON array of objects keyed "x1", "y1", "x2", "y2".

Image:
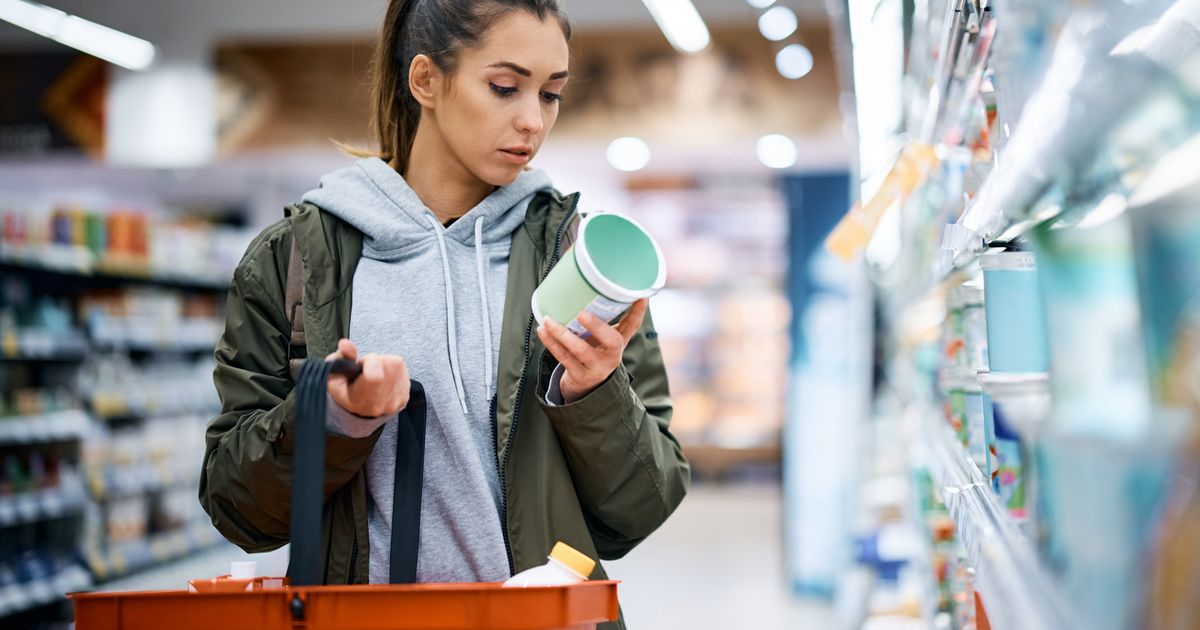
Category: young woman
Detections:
[{"x1": 199, "y1": 1, "x2": 689, "y2": 626}]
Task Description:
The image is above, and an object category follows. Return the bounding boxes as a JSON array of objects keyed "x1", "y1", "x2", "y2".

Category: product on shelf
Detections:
[
  {"x1": 979, "y1": 250, "x2": 1049, "y2": 374},
  {"x1": 77, "y1": 355, "x2": 218, "y2": 419},
  {"x1": 1, "y1": 203, "x2": 254, "y2": 285},
  {"x1": 78, "y1": 289, "x2": 223, "y2": 352},
  {"x1": 80, "y1": 415, "x2": 215, "y2": 582}
]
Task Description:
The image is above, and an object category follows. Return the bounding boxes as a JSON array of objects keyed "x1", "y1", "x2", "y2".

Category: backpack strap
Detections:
[{"x1": 286, "y1": 231, "x2": 307, "y2": 381}]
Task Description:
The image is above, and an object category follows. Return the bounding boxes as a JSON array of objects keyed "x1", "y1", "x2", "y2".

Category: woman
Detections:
[{"x1": 198, "y1": 0, "x2": 689, "y2": 626}]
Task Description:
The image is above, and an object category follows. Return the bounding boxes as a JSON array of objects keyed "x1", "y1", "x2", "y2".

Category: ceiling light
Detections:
[
  {"x1": 759, "y1": 6, "x2": 798, "y2": 42},
  {"x1": 0, "y1": 0, "x2": 156, "y2": 70},
  {"x1": 776, "y1": 43, "x2": 814, "y2": 79},
  {"x1": 607, "y1": 137, "x2": 652, "y2": 172},
  {"x1": 757, "y1": 134, "x2": 797, "y2": 169},
  {"x1": 641, "y1": 0, "x2": 711, "y2": 54},
  {"x1": 747, "y1": 0, "x2": 777, "y2": 8}
]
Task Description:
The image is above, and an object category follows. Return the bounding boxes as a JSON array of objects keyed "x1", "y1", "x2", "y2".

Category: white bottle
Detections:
[{"x1": 502, "y1": 542, "x2": 596, "y2": 587}]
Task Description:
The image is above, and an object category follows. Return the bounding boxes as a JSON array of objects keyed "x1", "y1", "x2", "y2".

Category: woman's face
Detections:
[{"x1": 430, "y1": 11, "x2": 570, "y2": 186}]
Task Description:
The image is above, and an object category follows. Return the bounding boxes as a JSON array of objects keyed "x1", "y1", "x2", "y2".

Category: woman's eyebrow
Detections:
[{"x1": 487, "y1": 61, "x2": 570, "y2": 80}]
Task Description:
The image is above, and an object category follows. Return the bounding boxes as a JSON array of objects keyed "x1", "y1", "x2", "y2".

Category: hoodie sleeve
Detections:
[
  {"x1": 535, "y1": 308, "x2": 691, "y2": 560},
  {"x1": 199, "y1": 222, "x2": 385, "y2": 552}
]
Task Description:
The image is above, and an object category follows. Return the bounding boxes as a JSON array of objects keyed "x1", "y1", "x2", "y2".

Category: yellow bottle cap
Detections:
[{"x1": 549, "y1": 541, "x2": 595, "y2": 578}]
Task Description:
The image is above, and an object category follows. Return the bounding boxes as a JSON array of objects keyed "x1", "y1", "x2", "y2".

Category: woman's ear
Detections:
[{"x1": 409, "y1": 54, "x2": 440, "y2": 109}]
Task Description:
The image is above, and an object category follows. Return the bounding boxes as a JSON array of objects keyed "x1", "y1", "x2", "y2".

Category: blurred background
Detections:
[{"x1": 2, "y1": 0, "x2": 1200, "y2": 629}]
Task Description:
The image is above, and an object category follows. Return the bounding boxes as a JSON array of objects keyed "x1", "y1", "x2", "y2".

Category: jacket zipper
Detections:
[{"x1": 497, "y1": 193, "x2": 580, "y2": 574}]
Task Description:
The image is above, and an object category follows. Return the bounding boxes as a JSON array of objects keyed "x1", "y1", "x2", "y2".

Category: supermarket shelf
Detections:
[
  {"x1": 926, "y1": 418, "x2": 1071, "y2": 630},
  {"x1": 0, "y1": 254, "x2": 230, "y2": 292},
  {"x1": 0, "y1": 410, "x2": 89, "y2": 445},
  {"x1": 86, "y1": 467, "x2": 201, "y2": 502},
  {"x1": 86, "y1": 521, "x2": 224, "y2": 584},
  {"x1": 89, "y1": 339, "x2": 216, "y2": 355},
  {"x1": 0, "y1": 336, "x2": 88, "y2": 362},
  {"x1": 89, "y1": 405, "x2": 220, "y2": 423},
  {"x1": 0, "y1": 483, "x2": 88, "y2": 529},
  {"x1": 0, "y1": 563, "x2": 91, "y2": 619}
]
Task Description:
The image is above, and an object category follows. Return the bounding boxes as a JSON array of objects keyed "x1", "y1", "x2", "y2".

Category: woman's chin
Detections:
[{"x1": 478, "y1": 164, "x2": 525, "y2": 188}]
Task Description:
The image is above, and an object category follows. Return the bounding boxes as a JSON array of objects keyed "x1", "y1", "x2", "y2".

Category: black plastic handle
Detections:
[
  {"x1": 329, "y1": 359, "x2": 363, "y2": 381},
  {"x1": 288, "y1": 358, "x2": 425, "y2": 587}
]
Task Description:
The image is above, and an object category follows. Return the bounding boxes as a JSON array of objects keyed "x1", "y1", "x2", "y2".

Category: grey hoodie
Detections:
[{"x1": 301, "y1": 157, "x2": 553, "y2": 584}]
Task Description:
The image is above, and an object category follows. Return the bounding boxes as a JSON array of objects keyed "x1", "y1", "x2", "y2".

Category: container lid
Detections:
[
  {"x1": 230, "y1": 561, "x2": 257, "y2": 580},
  {"x1": 549, "y1": 542, "x2": 595, "y2": 578},
  {"x1": 977, "y1": 371, "x2": 1049, "y2": 395},
  {"x1": 575, "y1": 212, "x2": 667, "y2": 302},
  {"x1": 979, "y1": 250, "x2": 1037, "y2": 271}
]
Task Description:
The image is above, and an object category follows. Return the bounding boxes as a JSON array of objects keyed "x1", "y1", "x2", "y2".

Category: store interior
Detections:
[{"x1": 2, "y1": 0, "x2": 1200, "y2": 628}]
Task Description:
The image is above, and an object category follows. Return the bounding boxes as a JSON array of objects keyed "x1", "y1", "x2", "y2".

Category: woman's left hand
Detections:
[{"x1": 537, "y1": 298, "x2": 649, "y2": 404}]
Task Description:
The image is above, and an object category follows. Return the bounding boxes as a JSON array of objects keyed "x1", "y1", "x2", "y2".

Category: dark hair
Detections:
[{"x1": 357, "y1": 0, "x2": 572, "y2": 173}]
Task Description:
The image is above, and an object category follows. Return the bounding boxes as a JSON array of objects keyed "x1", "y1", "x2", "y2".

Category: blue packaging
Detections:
[{"x1": 980, "y1": 251, "x2": 1049, "y2": 373}]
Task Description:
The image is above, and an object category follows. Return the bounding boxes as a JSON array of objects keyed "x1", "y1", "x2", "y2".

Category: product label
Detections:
[
  {"x1": 962, "y1": 304, "x2": 989, "y2": 372},
  {"x1": 966, "y1": 392, "x2": 988, "y2": 470},
  {"x1": 567, "y1": 295, "x2": 631, "y2": 337},
  {"x1": 993, "y1": 439, "x2": 1025, "y2": 519}
]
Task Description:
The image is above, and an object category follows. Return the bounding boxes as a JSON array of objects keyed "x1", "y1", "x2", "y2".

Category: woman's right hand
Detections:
[{"x1": 325, "y1": 339, "x2": 410, "y2": 418}]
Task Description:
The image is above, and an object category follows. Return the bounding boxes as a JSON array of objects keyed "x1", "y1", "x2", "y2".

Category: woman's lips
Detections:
[{"x1": 498, "y1": 149, "x2": 531, "y2": 164}]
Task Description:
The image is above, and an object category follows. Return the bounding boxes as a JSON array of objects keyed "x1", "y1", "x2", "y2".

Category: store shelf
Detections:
[
  {"x1": 0, "y1": 335, "x2": 88, "y2": 362},
  {"x1": 86, "y1": 466, "x2": 201, "y2": 502},
  {"x1": 0, "y1": 563, "x2": 91, "y2": 618},
  {"x1": 0, "y1": 254, "x2": 230, "y2": 293},
  {"x1": 0, "y1": 410, "x2": 89, "y2": 445},
  {"x1": 926, "y1": 418, "x2": 1071, "y2": 630},
  {"x1": 86, "y1": 521, "x2": 224, "y2": 584},
  {"x1": 0, "y1": 483, "x2": 88, "y2": 529}
]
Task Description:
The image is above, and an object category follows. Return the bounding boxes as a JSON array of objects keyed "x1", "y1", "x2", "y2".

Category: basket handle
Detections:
[{"x1": 289, "y1": 358, "x2": 425, "y2": 586}]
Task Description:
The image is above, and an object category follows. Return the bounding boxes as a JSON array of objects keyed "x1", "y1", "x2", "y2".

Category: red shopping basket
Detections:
[
  {"x1": 71, "y1": 580, "x2": 620, "y2": 630},
  {"x1": 71, "y1": 360, "x2": 620, "y2": 629}
]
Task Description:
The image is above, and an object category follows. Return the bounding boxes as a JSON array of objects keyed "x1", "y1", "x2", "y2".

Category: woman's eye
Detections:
[
  {"x1": 489, "y1": 83, "x2": 518, "y2": 98},
  {"x1": 541, "y1": 91, "x2": 563, "y2": 104}
]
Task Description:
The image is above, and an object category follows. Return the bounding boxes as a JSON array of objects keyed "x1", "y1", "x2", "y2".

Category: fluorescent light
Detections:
[
  {"x1": 0, "y1": 0, "x2": 156, "y2": 70},
  {"x1": 0, "y1": 0, "x2": 61, "y2": 37},
  {"x1": 641, "y1": 0, "x2": 711, "y2": 54},
  {"x1": 757, "y1": 134, "x2": 796, "y2": 169},
  {"x1": 747, "y1": 0, "x2": 776, "y2": 7},
  {"x1": 607, "y1": 137, "x2": 652, "y2": 172},
  {"x1": 759, "y1": 6, "x2": 798, "y2": 41},
  {"x1": 776, "y1": 43, "x2": 814, "y2": 79}
]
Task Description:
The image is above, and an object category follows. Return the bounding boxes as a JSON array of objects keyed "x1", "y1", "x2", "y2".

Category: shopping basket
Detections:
[{"x1": 71, "y1": 359, "x2": 620, "y2": 630}]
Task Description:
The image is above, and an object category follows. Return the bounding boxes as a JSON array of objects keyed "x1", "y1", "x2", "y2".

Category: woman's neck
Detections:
[{"x1": 404, "y1": 118, "x2": 495, "y2": 225}]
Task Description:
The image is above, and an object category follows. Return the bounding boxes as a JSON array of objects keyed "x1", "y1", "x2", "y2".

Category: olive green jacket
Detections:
[{"x1": 199, "y1": 190, "x2": 690, "y2": 629}]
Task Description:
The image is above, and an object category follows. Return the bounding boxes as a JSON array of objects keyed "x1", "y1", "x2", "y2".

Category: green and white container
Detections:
[{"x1": 532, "y1": 212, "x2": 666, "y2": 336}]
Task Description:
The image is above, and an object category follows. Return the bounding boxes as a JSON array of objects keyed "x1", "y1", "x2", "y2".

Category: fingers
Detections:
[
  {"x1": 327, "y1": 349, "x2": 409, "y2": 418},
  {"x1": 578, "y1": 310, "x2": 624, "y2": 351},
  {"x1": 361, "y1": 353, "x2": 384, "y2": 382},
  {"x1": 325, "y1": 338, "x2": 358, "y2": 361},
  {"x1": 614, "y1": 299, "x2": 648, "y2": 343},
  {"x1": 537, "y1": 321, "x2": 586, "y2": 374},
  {"x1": 541, "y1": 317, "x2": 596, "y2": 364}
]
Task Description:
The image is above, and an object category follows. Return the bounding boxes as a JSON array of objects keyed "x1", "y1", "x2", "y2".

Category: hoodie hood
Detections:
[{"x1": 302, "y1": 156, "x2": 553, "y2": 259}]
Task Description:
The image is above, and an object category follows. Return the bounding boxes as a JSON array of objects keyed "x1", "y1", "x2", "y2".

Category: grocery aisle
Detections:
[{"x1": 606, "y1": 483, "x2": 837, "y2": 630}]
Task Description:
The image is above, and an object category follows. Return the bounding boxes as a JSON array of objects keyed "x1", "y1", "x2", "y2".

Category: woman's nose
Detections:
[{"x1": 515, "y1": 95, "x2": 545, "y2": 135}]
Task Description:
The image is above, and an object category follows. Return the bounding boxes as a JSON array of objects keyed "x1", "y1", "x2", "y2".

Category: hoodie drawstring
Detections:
[
  {"x1": 474, "y1": 218, "x2": 496, "y2": 402},
  {"x1": 425, "y1": 213, "x2": 470, "y2": 416}
]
